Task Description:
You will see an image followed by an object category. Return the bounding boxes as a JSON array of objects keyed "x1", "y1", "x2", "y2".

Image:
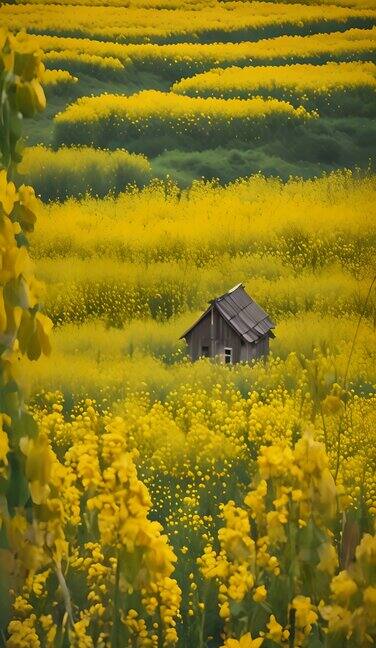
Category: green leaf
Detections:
[
  {"x1": 6, "y1": 451, "x2": 30, "y2": 509},
  {"x1": 15, "y1": 231, "x2": 29, "y2": 248},
  {"x1": 305, "y1": 624, "x2": 326, "y2": 648},
  {"x1": 0, "y1": 379, "x2": 22, "y2": 420},
  {"x1": 11, "y1": 202, "x2": 37, "y2": 233},
  {"x1": 229, "y1": 600, "x2": 247, "y2": 618},
  {"x1": 0, "y1": 521, "x2": 10, "y2": 550},
  {"x1": 12, "y1": 410, "x2": 38, "y2": 443}
]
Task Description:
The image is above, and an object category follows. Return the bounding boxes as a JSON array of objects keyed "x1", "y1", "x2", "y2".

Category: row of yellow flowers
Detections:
[
  {"x1": 14, "y1": 28, "x2": 376, "y2": 75},
  {"x1": 11, "y1": 0, "x2": 217, "y2": 7},
  {"x1": 44, "y1": 50, "x2": 126, "y2": 73},
  {"x1": 54, "y1": 89, "x2": 311, "y2": 127},
  {"x1": 52, "y1": 90, "x2": 312, "y2": 150},
  {"x1": 11, "y1": 0, "x2": 376, "y2": 8},
  {"x1": 42, "y1": 68, "x2": 77, "y2": 87},
  {"x1": 2, "y1": 2, "x2": 375, "y2": 43},
  {"x1": 172, "y1": 61, "x2": 376, "y2": 98}
]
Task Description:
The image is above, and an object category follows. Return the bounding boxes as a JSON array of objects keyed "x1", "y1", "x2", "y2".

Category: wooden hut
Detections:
[{"x1": 180, "y1": 283, "x2": 275, "y2": 364}]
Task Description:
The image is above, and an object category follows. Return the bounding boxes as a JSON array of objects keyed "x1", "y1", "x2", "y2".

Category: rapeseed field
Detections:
[{"x1": 0, "y1": 1, "x2": 375, "y2": 647}]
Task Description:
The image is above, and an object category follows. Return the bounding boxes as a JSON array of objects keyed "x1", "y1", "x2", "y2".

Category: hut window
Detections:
[
  {"x1": 224, "y1": 347, "x2": 233, "y2": 364},
  {"x1": 201, "y1": 345, "x2": 209, "y2": 357}
]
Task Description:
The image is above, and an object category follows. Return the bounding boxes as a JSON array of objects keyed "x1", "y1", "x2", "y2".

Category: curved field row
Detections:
[
  {"x1": 3, "y1": 2, "x2": 376, "y2": 43},
  {"x1": 171, "y1": 61, "x2": 376, "y2": 115},
  {"x1": 41, "y1": 68, "x2": 78, "y2": 87},
  {"x1": 21, "y1": 28, "x2": 376, "y2": 81},
  {"x1": 53, "y1": 90, "x2": 312, "y2": 151},
  {"x1": 43, "y1": 50, "x2": 128, "y2": 81},
  {"x1": 173, "y1": 60, "x2": 376, "y2": 96},
  {"x1": 12, "y1": 0, "x2": 376, "y2": 7},
  {"x1": 15, "y1": 0, "x2": 217, "y2": 6},
  {"x1": 18, "y1": 145, "x2": 152, "y2": 200},
  {"x1": 222, "y1": 0, "x2": 376, "y2": 6}
]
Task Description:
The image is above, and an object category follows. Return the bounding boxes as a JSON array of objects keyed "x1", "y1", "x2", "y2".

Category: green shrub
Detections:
[{"x1": 18, "y1": 145, "x2": 152, "y2": 200}]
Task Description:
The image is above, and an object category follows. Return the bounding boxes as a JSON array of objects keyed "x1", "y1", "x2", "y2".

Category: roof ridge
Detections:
[
  {"x1": 180, "y1": 283, "x2": 274, "y2": 342},
  {"x1": 213, "y1": 282, "x2": 245, "y2": 304}
]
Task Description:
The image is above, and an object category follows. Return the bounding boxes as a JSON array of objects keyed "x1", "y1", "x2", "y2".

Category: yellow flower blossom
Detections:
[
  {"x1": 20, "y1": 433, "x2": 55, "y2": 504},
  {"x1": 330, "y1": 571, "x2": 358, "y2": 603},
  {"x1": 291, "y1": 595, "x2": 318, "y2": 634},
  {"x1": 222, "y1": 633, "x2": 264, "y2": 648},
  {"x1": 317, "y1": 542, "x2": 338, "y2": 575},
  {"x1": 258, "y1": 445, "x2": 294, "y2": 480},
  {"x1": 253, "y1": 585, "x2": 267, "y2": 603},
  {"x1": 266, "y1": 510, "x2": 287, "y2": 545},
  {"x1": 266, "y1": 615, "x2": 290, "y2": 644},
  {"x1": 363, "y1": 586, "x2": 376, "y2": 611}
]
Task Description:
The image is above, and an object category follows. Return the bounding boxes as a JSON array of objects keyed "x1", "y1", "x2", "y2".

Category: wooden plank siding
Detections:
[{"x1": 185, "y1": 307, "x2": 269, "y2": 363}]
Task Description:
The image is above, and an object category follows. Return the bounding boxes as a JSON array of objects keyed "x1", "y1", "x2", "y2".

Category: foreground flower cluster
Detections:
[
  {"x1": 200, "y1": 434, "x2": 375, "y2": 647},
  {"x1": 2, "y1": 389, "x2": 375, "y2": 647},
  {"x1": 4, "y1": 406, "x2": 181, "y2": 647}
]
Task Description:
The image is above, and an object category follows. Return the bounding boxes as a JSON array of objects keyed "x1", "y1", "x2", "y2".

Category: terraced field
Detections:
[{"x1": 1, "y1": 1, "x2": 374, "y2": 183}]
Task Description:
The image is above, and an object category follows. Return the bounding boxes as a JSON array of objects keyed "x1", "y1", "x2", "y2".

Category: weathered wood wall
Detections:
[{"x1": 186, "y1": 307, "x2": 270, "y2": 363}]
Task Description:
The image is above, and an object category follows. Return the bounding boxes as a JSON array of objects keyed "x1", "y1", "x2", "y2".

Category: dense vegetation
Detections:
[{"x1": 18, "y1": 146, "x2": 151, "y2": 200}]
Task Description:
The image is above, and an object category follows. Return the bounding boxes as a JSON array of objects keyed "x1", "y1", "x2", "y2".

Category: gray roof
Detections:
[{"x1": 180, "y1": 283, "x2": 275, "y2": 342}]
